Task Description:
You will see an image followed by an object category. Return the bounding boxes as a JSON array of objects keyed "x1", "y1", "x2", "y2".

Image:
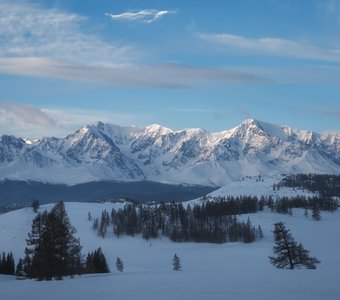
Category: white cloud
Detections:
[
  {"x1": 105, "y1": 9, "x2": 176, "y2": 23},
  {"x1": 0, "y1": 101, "x2": 145, "y2": 139},
  {"x1": 0, "y1": 0, "x2": 135, "y2": 66},
  {"x1": 0, "y1": 1, "x2": 265, "y2": 87},
  {"x1": 198, "y1": 33, "x2": 340, "y2": 62},
  {"x1": 0, "y1": 102, "x2": 56, "y2": 128}
]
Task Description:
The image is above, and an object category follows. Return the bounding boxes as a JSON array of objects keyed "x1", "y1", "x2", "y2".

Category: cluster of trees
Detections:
[
  {"x1": 19, "y1": 201, "x2": 109, "y2": 280},
  {"x1": 279, "y1": 174, "x2": 340, "y2": 197},
  {"x1": 93, "y1": 200, "x2": 263, "y2": 244},
  {"x1": 22, "y1": 201, "x2": 83, "y2": 280},
  {"x1": 0, "y1": 252, "x2": 15, "y2": 275},
  {"x1": 269, "y1": 222, "x2": 320, "y2": 269},
  {"x1": 85, "y1": 248, "x2": 110, "y2": 274},
  {"x1": 92, "y1": 192, "x2": 337, "y2": 243},
  {"x1": 270, "y1": 195, "x2": 337, "y2": 218}
]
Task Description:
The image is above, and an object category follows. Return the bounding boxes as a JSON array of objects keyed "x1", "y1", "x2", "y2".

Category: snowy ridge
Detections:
[
  {"x1": 0, "y1": 119, "x2": 339, "y2": 185},
  {"x1": 207, "y1": 176, "x2": 316, "y2": 199}
]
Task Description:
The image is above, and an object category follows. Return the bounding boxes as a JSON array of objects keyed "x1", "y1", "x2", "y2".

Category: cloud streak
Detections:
[
  {"x1": 198, "y1": 33, "x2": 340, "y2": 62},
  {"x1": 0, "y1": 57, "x2": 267, "y2": 87},
  {"x1": 105, "y1": 9, "x2": 176, "y2": 23},
  {"x1": 322, "y1": 109, "x2": 340, "y2": 118}
]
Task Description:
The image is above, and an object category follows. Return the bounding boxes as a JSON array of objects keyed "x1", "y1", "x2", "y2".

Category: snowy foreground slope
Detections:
[{"x1": 1, "y1": 202, "x2": 340, "y2": 300}]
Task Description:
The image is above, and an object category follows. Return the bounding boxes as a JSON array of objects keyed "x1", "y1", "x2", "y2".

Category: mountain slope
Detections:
[{"x1": 0, "y1": 119, "x2": 339, "y2": 185}]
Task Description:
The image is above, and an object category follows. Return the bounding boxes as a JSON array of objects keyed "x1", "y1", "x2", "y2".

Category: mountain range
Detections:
[{"x1": 0, "y1": 119, "x2": 339, "y2": 186}]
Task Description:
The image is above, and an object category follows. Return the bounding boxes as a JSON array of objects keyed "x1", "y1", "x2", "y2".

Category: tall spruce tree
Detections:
[
  {"x1": 269, "y1": 222, "x2": 320, "y2": 269},
  {"x1": 25, "y1": 201, "x2": 83, "y2": 280}
]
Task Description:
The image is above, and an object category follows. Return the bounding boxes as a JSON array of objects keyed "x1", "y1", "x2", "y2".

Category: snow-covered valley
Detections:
[{"x1": 1, "y1": 201, "x2": 339, "y2": 300}]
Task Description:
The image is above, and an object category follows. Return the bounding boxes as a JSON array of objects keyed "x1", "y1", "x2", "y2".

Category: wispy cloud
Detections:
[
  {"x1": 319, "y1": 0, "x2": 340, "y2": 15},
  {"x1": 0, "y1": 0, "x2": 135, "y2": 66},
  {"x1": 0, "y1": 101, "x2": 145, "y2": 139},
  {"x1": 322, "y1": 109, "x2": 340, "y2": 118},
  {"x1": 0, "y1": 1, "x2": 265, "y2": 87},
  {"x1": 105, "y1": 9, "x2": 176, "y2": 23},
  {"x1": 198, "y1": 33, "x2": 340, "y2": 62},
  {"x1": 0, "y1": 57, "x2": 267, "y2": 87},
  {"x1": 0, "y1": 102, "x2": 56, "y2": 129},
  {"x1": 237, "y1": 65, "x2": 340, "y2": 85},
  {"x1": 235, "y1": 107, "x2": 251, "y2": 119},
  {"x1": 176, "y1": 108, "x2": 218, "y2": 113}
]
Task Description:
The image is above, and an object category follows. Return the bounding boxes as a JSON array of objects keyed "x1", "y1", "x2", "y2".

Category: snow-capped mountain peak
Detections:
[
  {"x1": 0, "y1": 119, "x2": 339, "y2": 185},
  {"x1": 144, "y1": 124, "x2": 173, "y2": 136}
]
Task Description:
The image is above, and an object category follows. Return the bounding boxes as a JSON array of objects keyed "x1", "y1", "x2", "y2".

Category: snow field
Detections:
[{"x1": 0, "y1": 202, "x2": 340, "y2": 300}]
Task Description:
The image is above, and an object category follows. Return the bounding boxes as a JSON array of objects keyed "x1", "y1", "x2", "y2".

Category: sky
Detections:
[{"x1": 0, "y1": 0, "x2": 340, "y2": 138}]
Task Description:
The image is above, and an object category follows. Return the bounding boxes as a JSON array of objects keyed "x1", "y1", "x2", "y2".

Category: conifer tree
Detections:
[
  {"x1": 173, "y1": 254, "x2": 182, "y2": 271},
  {"x1": 85, "y1": 248, "x2": 110, "y2": 274},
  {"x1": 15, "y1": 258, "x2": 24, "y2": 276},
  {"x1": 269, "y1": 222, "x2": 320, "y2": 269},
  {"x1": 257, "y1": 225, "x2": 264, "y2": 239},
  {"x1": 312, "y1": 205, "x2": 321, "y2": 221},
  {"x1": 31, "y1": 199, "x2": 40, "y2": 213},
  {"x1": 116, "y1": 257, "x2": 124, "y2": 272},
  {"x1": 295, "y1": 243, "x2": 320, "y2": 269},
  {"x1": 304, "y1": 208, "x2": 308, "y2": 218},
  {"x1": 25, "y1": 201, "x2": 83, "y2": 280},
  {"x1": 0, "y1": 252, "x2": 15, "y2": 275}
]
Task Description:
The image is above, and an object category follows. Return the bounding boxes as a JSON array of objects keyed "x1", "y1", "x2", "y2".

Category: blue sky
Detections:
[{"x1": 0, "y1": 0, "x2": 339, "y2": 138}]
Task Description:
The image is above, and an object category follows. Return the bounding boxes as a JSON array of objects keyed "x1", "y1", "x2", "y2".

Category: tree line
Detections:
[
  {"x1": 268, "y1": 195, "x2": 337, "y2": 217},
  {"x1": 0, "y1": 252, "x2": 15, "y2": 275},
  {"x1": 93, "y1": 199, "x2": 264, "y2": 244},
  {"x1": 278, "y1": 174, "x2": 340, "y2": 197}
]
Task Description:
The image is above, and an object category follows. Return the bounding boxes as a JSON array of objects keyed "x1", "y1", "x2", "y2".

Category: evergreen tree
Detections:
[
  {"x1": 116, "y1": 257, "x2": 124, "y2": 272},
  {"x1": 312, "y1": 205, "x2": 321, "y2": 221},
  {"x1": 173, "y1": 254, "x2": 182, "y2": 271},
  {"x1": 295, "y1": 243, "x2": 320, "y2": 269},
  {"x1": 85, "y1": 248, "x2": 110, "y2": 274},
  {"x1": 15, "y1": 258, "x2": 24, "y2": 276},
  {"x1": 242, "y1": 218, "x2": 256, "y2": 243},
  {"x1": 257, "y1": 225, "x2": 264, "y2": 239},
  {"x1": 0, "y1": 252, "x2": 15, "y2": 275},
  {"x1": 304, "y1": 208, "x2": 308, "y2": 218},
  {"x1": 31, "y1": 199, "x2": 40, "y2": 213},
  {"x1": 50, "y1": 201, "x2": 83, "y2": 279},
  {"x1": 269, "y1": 222, "x2": 296, "y2": 269},
  {"x1": 269, "y1": 222, "x2": 320, "y2": 269},
  {"x1": 25, "y1": 201, "x2": 83, "y2": 280},
  {"x1": 25, "y1": 211, "x2": 47, "y2": 279}
]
